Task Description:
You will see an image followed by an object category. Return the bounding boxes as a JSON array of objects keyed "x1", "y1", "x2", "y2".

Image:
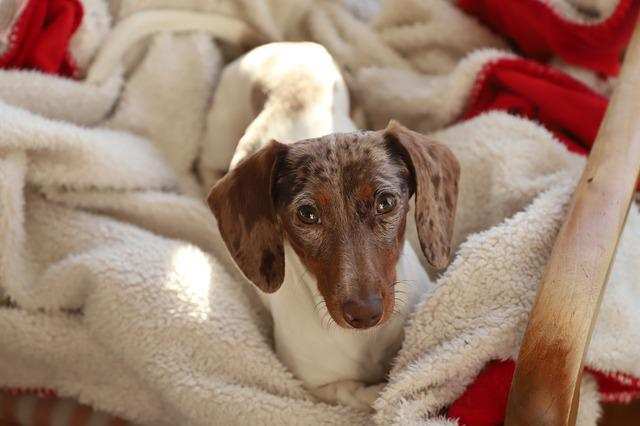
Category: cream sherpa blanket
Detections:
[{"x1": 1, "y1": 0, "x2": 639, "y2": 425}]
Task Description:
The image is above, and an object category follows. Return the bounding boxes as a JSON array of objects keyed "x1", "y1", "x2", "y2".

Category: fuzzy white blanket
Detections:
[{"x1": 1, "y1": 0, "x2": 639, "y2": 425}]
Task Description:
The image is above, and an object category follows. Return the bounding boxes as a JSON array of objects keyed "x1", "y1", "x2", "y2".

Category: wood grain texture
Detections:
[{"x1": 505, "y1": 18, "x2": 640, "y2": 426}]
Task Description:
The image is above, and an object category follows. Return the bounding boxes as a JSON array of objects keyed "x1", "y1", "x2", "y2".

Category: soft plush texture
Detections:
[{"x1": 1, "y1": 0, "x2": 639, "y2": 425}]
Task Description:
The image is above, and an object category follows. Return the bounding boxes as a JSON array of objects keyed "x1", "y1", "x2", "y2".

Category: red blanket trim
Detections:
[
  {"x1": 457, "y1": 0, "x2": 640, "y2": 76},
  {"x1": 1, "y1": 387, "x2": 57, "y2": 398},
  {"x1": 462, "y1": 57, "x2": 607, "y2": 155},
  {"x1": 447, "y1": 361, "x2": 640, "y2": 426},
  {"x1": 0, "y1": 0, "x2": 83, "y2": 77},
  {"x1": 586, "y1": 367, "x2": 640, "y2": 404},
  {"x1": 447, "y1": 360, "x2": 515, "y2": 426},
  {"x1": 1, "y1": 387, "x2": 130, "y2": 425}
]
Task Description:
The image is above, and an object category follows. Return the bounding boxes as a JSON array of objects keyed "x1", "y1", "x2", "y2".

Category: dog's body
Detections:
[
  {"x1": 206, "y1": 43, "x2": 459, "y2": 409},
  {"x1": 199, "y1": 42, "x2": 355, "y2": 188}
]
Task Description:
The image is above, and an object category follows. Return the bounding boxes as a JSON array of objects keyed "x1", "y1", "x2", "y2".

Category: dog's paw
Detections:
[
  {"x1": 310, "y1": 380, "x2": 384, "y2": 412},
  {"x1": 353, "y1": 383, "x2": 385, "y2": 406}
]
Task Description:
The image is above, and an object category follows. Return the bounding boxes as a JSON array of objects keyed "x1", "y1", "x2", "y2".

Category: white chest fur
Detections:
[{"x1": 258, "y1": 242, "x2": 432, "y2": 389}]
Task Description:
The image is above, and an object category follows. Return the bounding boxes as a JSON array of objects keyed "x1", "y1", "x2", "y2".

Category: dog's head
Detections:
[{"x1": 207, "y1": 121, "x2": 459, "y2": 329}]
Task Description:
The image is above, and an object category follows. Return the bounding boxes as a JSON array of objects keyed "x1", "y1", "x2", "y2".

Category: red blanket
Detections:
[{"x1": 0, "y1": 0, "x2": 82, "y2": 76}]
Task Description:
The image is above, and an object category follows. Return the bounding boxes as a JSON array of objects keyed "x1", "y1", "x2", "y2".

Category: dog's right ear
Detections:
[
  {"x1": 384, "y1": 120, "x2": 460, "y2": 270},
  {"x1": 206, "y1": 141, "x2": 288, "y2": 293}
]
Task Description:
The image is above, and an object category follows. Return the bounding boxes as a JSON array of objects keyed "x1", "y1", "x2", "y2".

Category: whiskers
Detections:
[
  {"x1": 314, "y1": 299, "x2": 326, "y2": 312},
  {"x1": 311, "y1": 278, "x2": 416, "y2": 332},
  {"x1": 313, "y1": 296, "x2": 339, "y2": 331},
  {"x1": 297, "y1": 266, "x2": 340, "y2": 331},
  {"x1": 321, "y1": 310, "x2": 338, "y2": 331},
  {"x1": 389, "y1": 279, "x2": 415, "y2": 288},
  {"x1": 388, "y1": 279, "x2": 413, "y2": 321}
]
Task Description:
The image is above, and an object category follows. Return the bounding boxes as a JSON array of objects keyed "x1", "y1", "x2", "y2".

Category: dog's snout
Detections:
[{"x1": 342, "y1": 296, "x2": 383, "y2": 329}]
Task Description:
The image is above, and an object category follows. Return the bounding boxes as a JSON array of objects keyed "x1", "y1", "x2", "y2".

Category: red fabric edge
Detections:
[
  {"x1": 461, "y1": 56, "x2": 608, "y2": 155},
  {"x1": 457, "y1": 0, "x2": 640, "y2": 75},
  {"x1": 0, "y1": 0, "x2": 40, "y2": 66},
  {"x1": 459, "y1": 0, "x2": 638, "y2": 37},
  {"x1": 448, "y1": 361, "x2": 640, "y2": 425},
  {"x1": 463, "y1": 58, "x2": 605, "y2": 120},
  {"x1": 0, "y1": 0, "x2": 84, "y2": 77},
  {"x1": 1, "y1": 387, "x2": 57, "y2": 398},
  {"x1": 586, "y1": 367, "x2": 640, "y2": 403}
]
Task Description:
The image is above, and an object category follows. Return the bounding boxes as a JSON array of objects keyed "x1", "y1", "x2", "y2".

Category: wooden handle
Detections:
[{"x1": 505, "y1": 18, "x2": 640, "y2": 426}]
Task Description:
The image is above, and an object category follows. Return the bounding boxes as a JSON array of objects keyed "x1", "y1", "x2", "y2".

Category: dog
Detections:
[{"x1": 205, "y1": 43, "x2": 460, "y2": 410}]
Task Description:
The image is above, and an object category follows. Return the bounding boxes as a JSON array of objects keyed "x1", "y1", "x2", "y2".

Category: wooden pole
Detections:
[{"x1": 505, "y1": 19, "x2": 640, "y2": 426}]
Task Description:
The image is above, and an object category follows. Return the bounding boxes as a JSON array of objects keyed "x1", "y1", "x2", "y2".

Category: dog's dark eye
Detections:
[
  {"x1": 297, "y1": 204, "x2": 320, "y2": 224},
  {"x1": 375, "y1": 193, "x2": 397, "y2": 215}
]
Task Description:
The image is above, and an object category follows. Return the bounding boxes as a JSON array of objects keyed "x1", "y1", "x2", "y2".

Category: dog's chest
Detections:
[
  {"x1": 272, "y1": 304, "x2": 406, "y2": 387},
  {"x1": 260, "y1": 244, "x2": 431, "y2": 388}
]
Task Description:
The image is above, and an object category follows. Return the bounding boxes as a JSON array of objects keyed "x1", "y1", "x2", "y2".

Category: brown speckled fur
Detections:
[
  {"x1": 384, "y1": 120, "x2": 460, "y2": 269},
  {"x1": 207, "y1": 121, "x2": 460, "y2": 326},
  {"x1": 207, "y1": 140, "x2": 288, "y2": 293}
]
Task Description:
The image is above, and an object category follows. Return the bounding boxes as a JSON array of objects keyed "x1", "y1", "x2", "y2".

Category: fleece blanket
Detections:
[{"x1": 1, "y1": 0, "x2": 639, "y2": 425}]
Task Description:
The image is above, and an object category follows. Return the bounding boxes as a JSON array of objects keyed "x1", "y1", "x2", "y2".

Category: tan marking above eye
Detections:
[
  {"x1": 356, "y1": 183, "x2": 375, "y2": 199},
  {"x1": 315, "y1": 190, "x2": 331, "y2": 207}
]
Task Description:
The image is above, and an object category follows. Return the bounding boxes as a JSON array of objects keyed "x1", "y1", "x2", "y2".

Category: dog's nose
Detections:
[{"x1": 342, "y1": 296, "x2": 383, "y2": 329}]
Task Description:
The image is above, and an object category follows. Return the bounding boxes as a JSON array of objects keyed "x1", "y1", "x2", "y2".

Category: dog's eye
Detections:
[
  {"x1": 297, "y1": 204, "x2": 320, "y2": 224},
  {"x1": 375, "y1": 193, "x2": 397, "y2": 214}
]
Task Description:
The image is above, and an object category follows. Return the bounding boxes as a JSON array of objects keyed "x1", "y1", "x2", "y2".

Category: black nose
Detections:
[{"x1": 342, "y1": 296, "x2": 383, "y2": 329}]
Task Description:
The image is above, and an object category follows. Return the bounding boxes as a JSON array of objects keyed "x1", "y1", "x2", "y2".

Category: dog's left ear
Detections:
[
  {"x1": 206, "y1": 140, "x2": 288, "y2": 293},
  {"x1": 384, "y1": 120, "x2": 460, "y2": 269}
]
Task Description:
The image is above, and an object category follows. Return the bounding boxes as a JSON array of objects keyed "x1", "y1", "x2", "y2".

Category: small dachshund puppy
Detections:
[{"x1": 207, "y1": 120, "x2": 460, "y2": 409}]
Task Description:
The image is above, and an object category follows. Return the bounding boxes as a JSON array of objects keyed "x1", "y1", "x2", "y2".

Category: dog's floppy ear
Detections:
[
  {"x1": 384, "y1": 120, "x2": 460, "y2": 269},
  {"x1": 206, "y1": 140, "x2": 288, "y2": 293}
]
